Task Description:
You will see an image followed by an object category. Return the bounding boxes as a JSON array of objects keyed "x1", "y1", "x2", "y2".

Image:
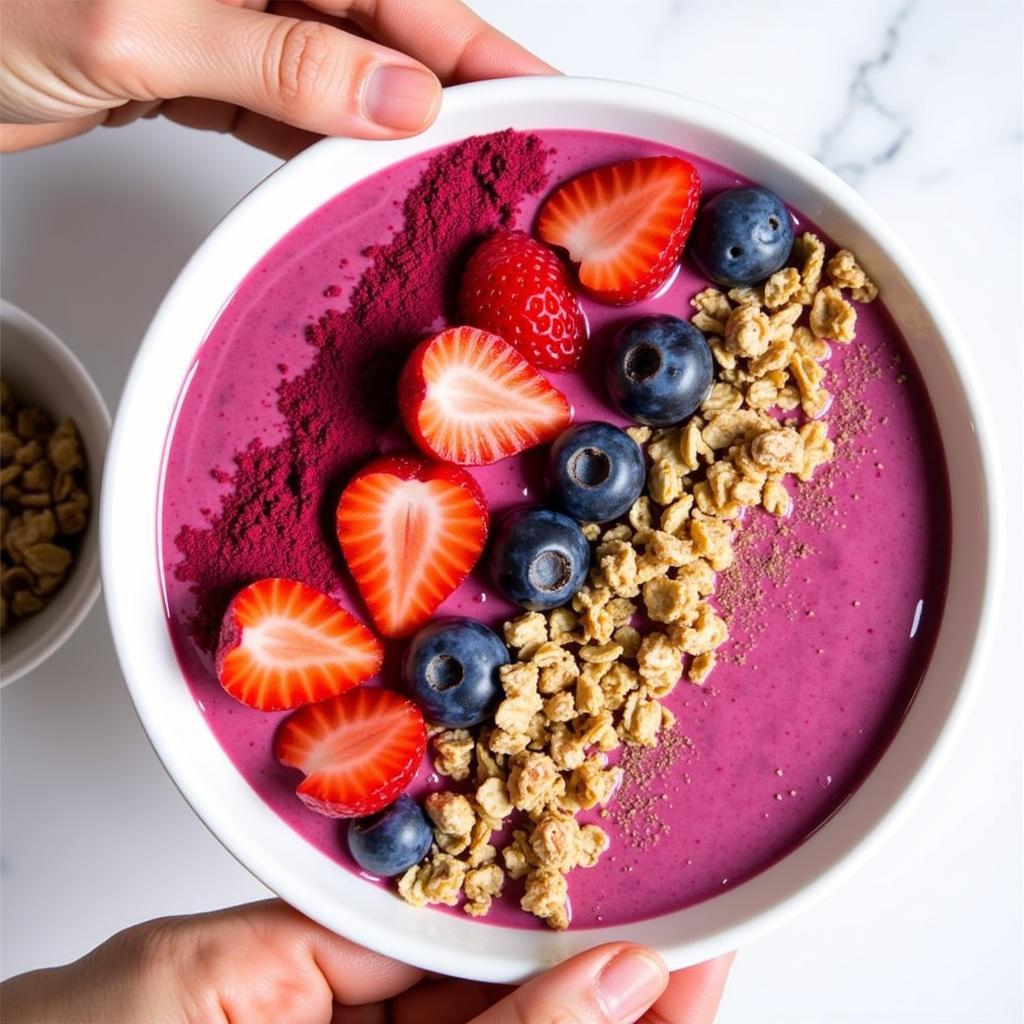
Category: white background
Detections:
[{"x1": 2, "y1": 2, "x2": 1021, "y2": 1021}]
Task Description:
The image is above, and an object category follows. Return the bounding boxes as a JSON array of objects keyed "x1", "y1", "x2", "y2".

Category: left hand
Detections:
[
  {"x1": 0, "y1": 0, "x2": 555, "y2": 157},
  {"x1": 0, "y1": 898, "x2": 734, "y2": 1023}
]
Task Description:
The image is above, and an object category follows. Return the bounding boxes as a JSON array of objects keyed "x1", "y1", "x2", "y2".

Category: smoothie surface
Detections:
[{"x1": 160, "y1": 128, "x2": 950, "y2": 929}]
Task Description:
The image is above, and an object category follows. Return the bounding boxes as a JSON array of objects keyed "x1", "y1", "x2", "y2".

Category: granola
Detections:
[
  {"x1": 398, "y1": 229, "x2": 873, "y2": 929},
  {"x1": 1, "y1": 380, "x2": 90, "y2": 631}
]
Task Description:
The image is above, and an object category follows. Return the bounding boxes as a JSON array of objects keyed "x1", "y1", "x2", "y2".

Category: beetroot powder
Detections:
[{"x1": 174, "y1": 130, "x2": 551, "y2": 652}]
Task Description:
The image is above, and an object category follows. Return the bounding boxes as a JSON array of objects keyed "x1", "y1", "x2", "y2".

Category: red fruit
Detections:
[
  {"x1": 459, "y1": 230, "x2": 588, "y2": 371},
  {"x1": 537, "y1": 156, "x2": 701, "y2": 305},
  {"x1": 216, "y1": 578, "x2": 382, "y2": 711},
  {"x1": 336, "y1": 453, "x2": 488, "y2": 637},
  {"x1": 274, "y1": 688, "x2": 426, "y2": 818},
  {"x1": 398, "y1": 326, "x2": 573, "y2": 466}
]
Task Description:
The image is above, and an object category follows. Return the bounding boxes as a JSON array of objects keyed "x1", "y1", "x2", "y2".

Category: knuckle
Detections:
[
  {"x1": 78, "y1": 1, "x2": 143, "y2": 85},
  {"x1": 449, "y1": 19, "x2": 491, "y2": 78},
  {"x1": 171, "y1": 916, "x2": 326, "y2": 1023},
  {"x1": 107, "y1": 918, "x2": 223, "y2": 1021},
  {"x1": 268, "y1": 19, "x2": 337, "y2": 117}
]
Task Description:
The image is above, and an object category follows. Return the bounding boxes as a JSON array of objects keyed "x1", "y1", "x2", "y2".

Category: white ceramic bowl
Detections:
[
  {"x1": 102, "y1": 77, "x2": 1000, "y2": 981},
  {"x1": 2, "y1": 300, "x2": 109, "y2": 685}
]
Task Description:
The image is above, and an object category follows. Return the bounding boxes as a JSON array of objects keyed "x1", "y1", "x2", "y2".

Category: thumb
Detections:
[
  {"x1": 473, "y1": 943, "x2": 669, "y2": 1024},
  {"x1": 102, "y1": 2, "x2": 442, "y2": 138}
]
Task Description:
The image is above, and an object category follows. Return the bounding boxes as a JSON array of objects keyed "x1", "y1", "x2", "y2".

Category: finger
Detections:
[
  {"x1": 157, "y1": 97, "x2": 318, "y2": 158},
  {"x1": 391, "y1": 978, "x2": 497, "y2": 1024},
  {"x1": 155, "y1": 96, "x2": 240, "y2": 134},
  {"x1": 0, "y1": 115, "x2": 105, "y2": 151},
  {"x1": 640, "y1": 953, "x2": 736, "y2": 1024},
  {"x1": 102, "y1": 98, "x2": 163, "y2": 128},
  {"x1": 470, "y1": 942, "x2": 668, "y2": 1024},
  {"x1": 245, "y1": 899, "x2": 426, "y2": 1005},
  {"x1": 231, "y1": 108, "x2": 321, "y2": 158},
  {"x1": 110, "y1": 1, "x2": 442, "y2": 137},
  {"x1": 166, "y1": 899, "x2": 423, "y2": 1011},
  {"x1": 308, "y1": 0, "x2": 558, "y2": 83},
  {"x1": 330, "y1": 1001, "x2": 387, "y2": 1024}
]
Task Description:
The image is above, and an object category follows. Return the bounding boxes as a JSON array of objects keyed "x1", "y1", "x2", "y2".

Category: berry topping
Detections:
[
  {"x1": 537, "y1": 156, "x2": 701, "y2": 305},
  {"x1": 489, "y1": 507, "x2": 591, "y2": 611},
  {"x1": 399, "y1": 326, "x2": 573, "y2": 466},
  {"x1": 215, "y1": 578, "x2": 382, "y2": 711},
  {"x1": 459, "y1": 230, "x2": 588, "y2": 371},
  {"x1": 347, "y1": 795, "x2": 433, "y2": 877},
  {"x1": 274, "y1": 687, "x2": 426, "y2": 819},
  {"x1": 402, "y1": 617, "x2": 509, "y2": 728},
  {"x1": 336, "y1": 454, "x2": 488, "y2": 638},
  {"x1": 690, "y1": 186, "x2": 795, "y2": 287},
  {"x1": 547, "y1": 422, "x2": 646, "y2": 524},
  {"x1": 606, "y1": 315, "x2": 714, "y2": 426}
]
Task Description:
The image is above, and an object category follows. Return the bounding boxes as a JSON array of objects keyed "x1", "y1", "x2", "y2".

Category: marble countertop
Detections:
[{"x1": 2, "y1": 2, "x2": 1021, "y2": 1020}]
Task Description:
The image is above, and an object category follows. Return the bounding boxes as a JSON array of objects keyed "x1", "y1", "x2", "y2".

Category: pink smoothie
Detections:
[{"x1": 159, "y1": 129, "x2": 949, "y2": 930}]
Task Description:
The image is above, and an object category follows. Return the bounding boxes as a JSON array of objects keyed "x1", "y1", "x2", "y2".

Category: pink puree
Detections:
[{"x1": 160, "y1": 129, "x2": 949, "y2": 929}]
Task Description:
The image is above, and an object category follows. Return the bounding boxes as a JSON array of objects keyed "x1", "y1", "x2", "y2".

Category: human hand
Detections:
[
  {"x1": 0, "y1": 0, "x2": 554, "y2": 157},
  {"x1": 1, "y1": 898, "x2": 734, "y2": 1023}
]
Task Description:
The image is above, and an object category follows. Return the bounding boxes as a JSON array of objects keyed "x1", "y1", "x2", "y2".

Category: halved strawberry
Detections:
[
  {"x1": 216, "y1": 578, "x2": 382, "y2": 711},
  {"x1": 537, "y1": 156, "x2": 701, "y2": 305},
  {"x1": 336, "y1": 453, "x2": 488, "y2": 637},
  {"x1": 459, "y1": 231, "x2": 588, "y2": 371},
  {"x1": 274, "y1": 687, "x2": 426, "y2": 818},
  {"x1": 398, "y1": 326, "x2": 573, "y2": 465}
]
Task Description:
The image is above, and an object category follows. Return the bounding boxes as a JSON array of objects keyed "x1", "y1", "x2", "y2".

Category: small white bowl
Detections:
[
  {"x1": 102, "y1": 78, "x2": 1000, "y2": 981},
  {"x1": 1, "y1": 300, "x2": 109, "y2": 685}
]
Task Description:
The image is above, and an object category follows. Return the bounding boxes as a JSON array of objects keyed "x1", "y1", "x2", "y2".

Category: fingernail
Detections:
[
  {"x1": 596, "y1": 949, "x2": 666, "y2": 1023},
  {"x1": 364, "y1": 65, "x2": 439, "y2": 131}
]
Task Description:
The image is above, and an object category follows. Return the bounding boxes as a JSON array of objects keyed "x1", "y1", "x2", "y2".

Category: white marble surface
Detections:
[{"x1": 2, "y1": 1, "x2": 1021, "y2": 1020}]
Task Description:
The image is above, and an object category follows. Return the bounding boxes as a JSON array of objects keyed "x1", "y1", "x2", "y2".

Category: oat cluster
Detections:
[
  {"x1": 1, "y1": 379, "x2": 91, "y2": 630},
  {"x1": 398, "y1": 234, "x2": 877, "y2": 928}
]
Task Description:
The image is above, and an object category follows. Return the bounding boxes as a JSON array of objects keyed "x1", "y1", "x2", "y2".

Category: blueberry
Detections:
[
  {"x1": 489, "y1": 507, "x2": 591, "y2": 610},
  {"x1": 548, "y1": 422, "x2": 645, "y2": 523},
  {"x1": 402, "y1": 617, "x2": 508, "y2": 728},
  {"x1": 606, "y1": 315, "x2": 713, "y2": 426},
  {"x1": 690, "y1": 186, "x2": 795, "y2": 287},
  {"x1": 347, "y1": 795, "x2": 432, "y2": 877}
]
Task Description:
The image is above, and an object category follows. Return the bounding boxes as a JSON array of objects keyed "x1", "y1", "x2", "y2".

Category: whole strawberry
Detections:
[{"x1": 459, "y1": 230, "x2": 588, "y2": 371}]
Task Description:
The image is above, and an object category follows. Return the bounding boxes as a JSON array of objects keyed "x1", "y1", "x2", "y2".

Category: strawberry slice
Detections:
[
  {"x1": 537, "y1": 156, "x2": 701, "y2": 305},
  {"x1": 274, "y1": 687, "x2": 426, "y2": 818},
  {"x1": 459, "y1": 231, "x2": 588, "y2": 371},
  {"x1": 216, "y1": 578, "x2": 382, "y2": 711},
  {"x1": 398, "y1": 325, "x2": 572, "y2": 465},
  {"x1": 336, "y1": 453, "x2": 488, "y2": 637}
]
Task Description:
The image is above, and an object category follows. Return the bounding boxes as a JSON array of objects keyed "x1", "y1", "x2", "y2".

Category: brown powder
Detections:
[
  {"x1": 714, "y1": 336, "x2": 887, "y2": 664},
  {"x1": 609, "y1": 728, "x2": 693, "y2": 851}
]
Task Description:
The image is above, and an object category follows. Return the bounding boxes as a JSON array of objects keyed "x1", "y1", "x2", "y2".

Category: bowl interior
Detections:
[
  {"x1": 101, "y1": 78, "x2": 997, "y2": 981},
  {"x1": 2, "y1": 301, "x2": 109, "y2": 685}
]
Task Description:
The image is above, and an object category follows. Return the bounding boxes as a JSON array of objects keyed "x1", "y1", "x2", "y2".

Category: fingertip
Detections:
[
  {"x1": 507, "y1": 53, "x2": 562, "y2": 77},
  {"x1": 476, "y1": 942, "x2": 668, "y2": 1024},
  {"x1": 595, "y1": 945, "x2": 669, "y2": 1023},
  {"x1": 648, "y1": 950, "x2": 737, "y2": 1024},
  {"x1": 362, "y1": 63, "x2": 441, "y2": 134}
]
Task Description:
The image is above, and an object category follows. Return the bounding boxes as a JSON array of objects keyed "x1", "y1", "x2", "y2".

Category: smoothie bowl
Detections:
[{"x1": 103, "y1": 77, "x2": 998, "y2": 980}]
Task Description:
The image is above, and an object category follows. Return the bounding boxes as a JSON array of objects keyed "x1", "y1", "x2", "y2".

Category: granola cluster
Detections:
[
  {"x1": 398, "y1": 233, "x2": 876, "y2": 928},
  {"x1": 1, "y1": 379, "x2": 91, "y2": 630}
]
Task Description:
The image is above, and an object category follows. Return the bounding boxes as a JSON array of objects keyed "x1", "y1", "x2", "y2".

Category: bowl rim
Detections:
[
  {"x1": 101, "y1": 76, "x2": 1002, "y2": 981},
  {"x1": 1, "y1": 298, "x2": 109, "y2": 686}
]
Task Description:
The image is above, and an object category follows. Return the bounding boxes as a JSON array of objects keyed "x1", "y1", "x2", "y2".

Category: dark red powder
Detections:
[{"x1": 174, "y1": 131, "x2": 551, "y2": 652}]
